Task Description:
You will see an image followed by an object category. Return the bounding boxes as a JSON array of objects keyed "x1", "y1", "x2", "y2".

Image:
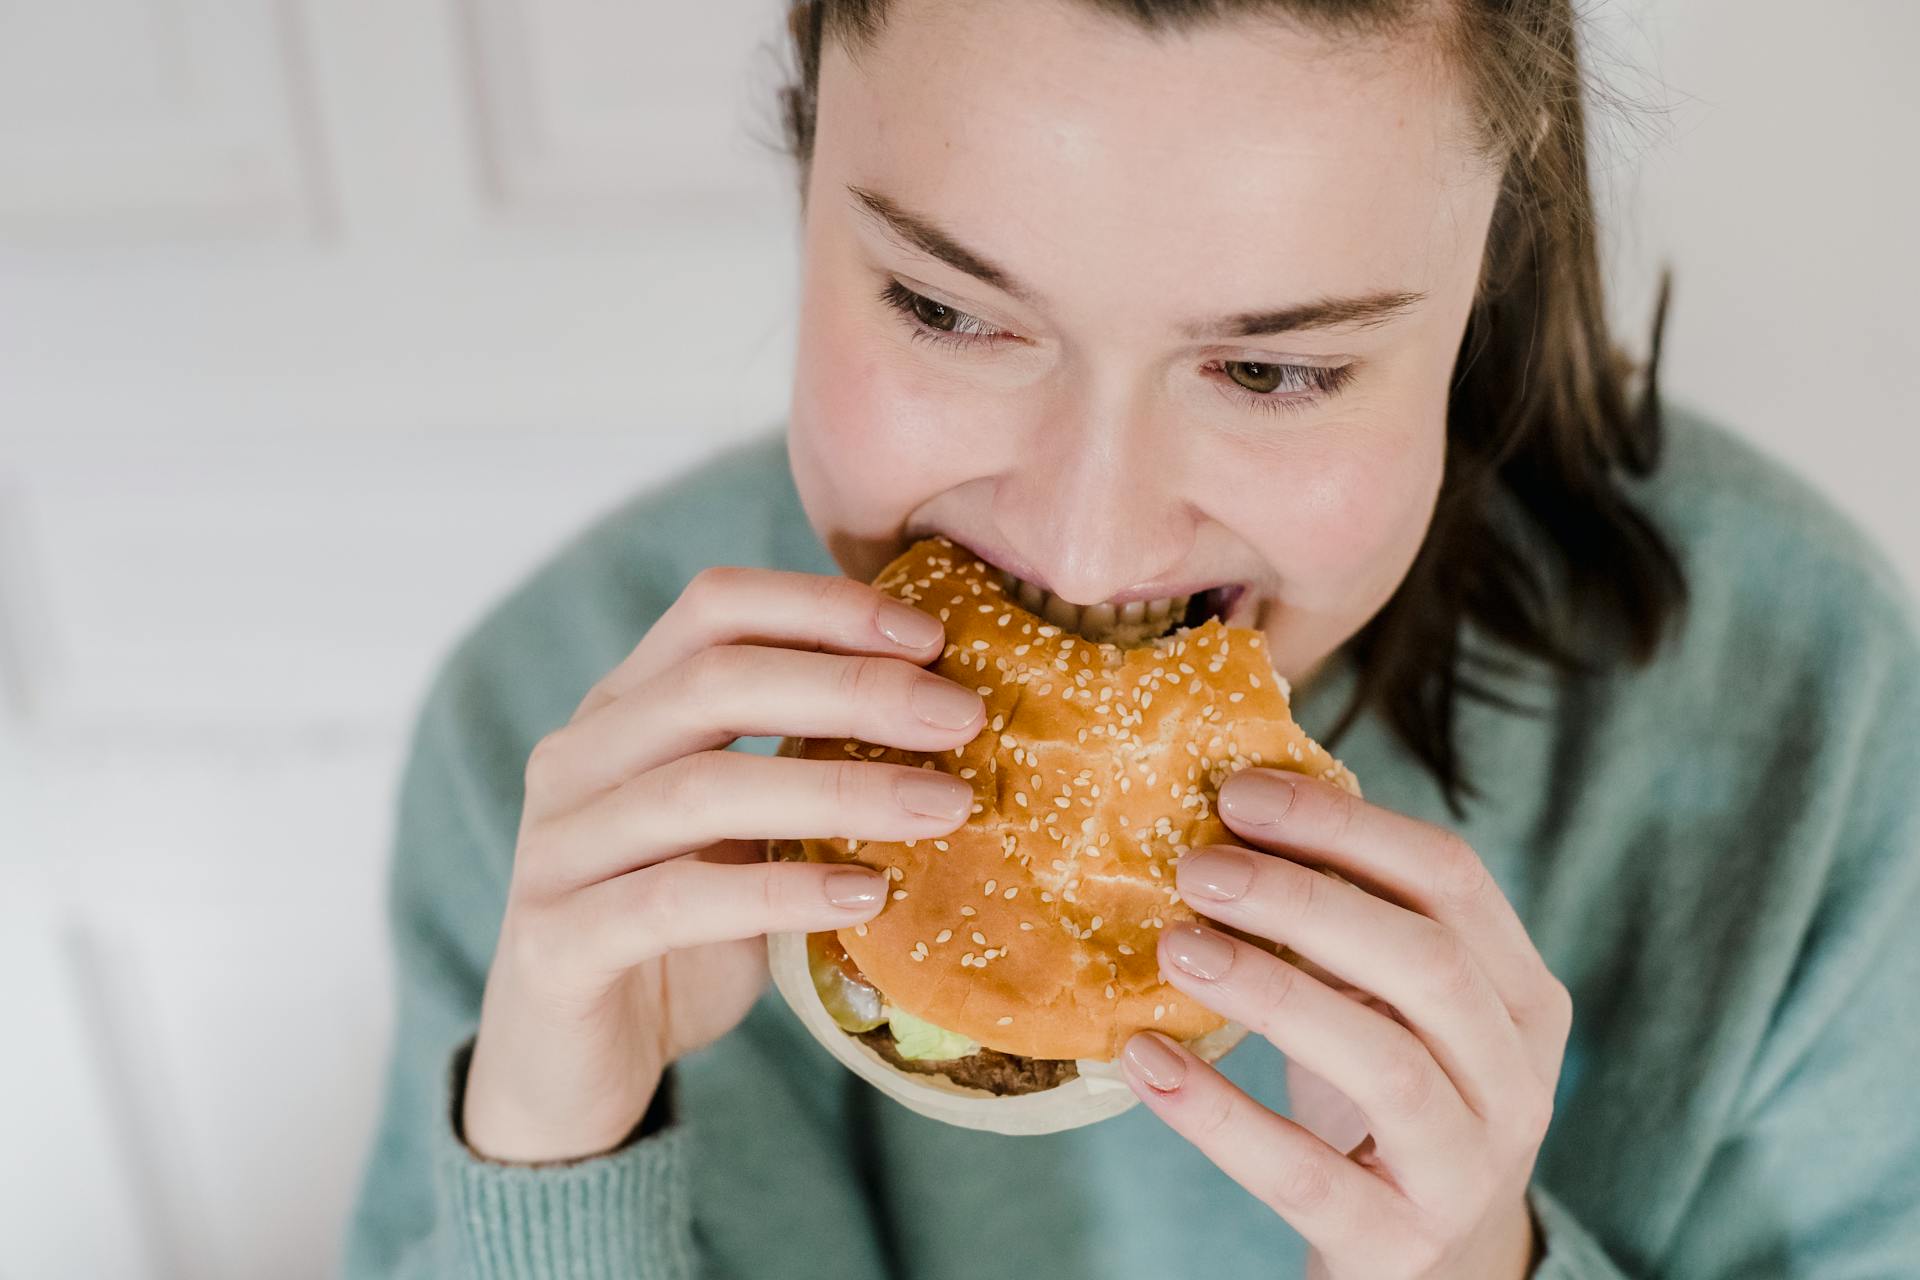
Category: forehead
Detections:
[{"x1": 816, "y1": 0, "x2": 1495, "y2": 318}]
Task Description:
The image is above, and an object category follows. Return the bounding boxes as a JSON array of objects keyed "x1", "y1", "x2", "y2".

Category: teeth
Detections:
[
  {"x1": 1042, "y1": 593, "x2": 1080, "y2": 629},
  {"x1": 996, "y1": 570, "x2": 1201, "y2": 644}
]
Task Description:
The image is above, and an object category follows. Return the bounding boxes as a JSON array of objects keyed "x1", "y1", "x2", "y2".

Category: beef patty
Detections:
[{"x1": 854, "y1": 1025, "x2": 1080, "y2": 1096}]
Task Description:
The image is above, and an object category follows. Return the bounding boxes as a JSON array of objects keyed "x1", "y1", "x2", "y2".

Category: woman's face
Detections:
[{"x1": 788, "y1": 0, "x2": 1504, "y2": 684}]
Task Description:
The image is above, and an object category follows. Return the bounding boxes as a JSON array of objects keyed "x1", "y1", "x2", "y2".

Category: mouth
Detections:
[{"x1": 992, "y1": 568, "x2": 1247, "y2": 647}]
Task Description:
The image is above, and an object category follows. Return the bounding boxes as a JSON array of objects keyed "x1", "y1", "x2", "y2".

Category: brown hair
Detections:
[{"x1": 774, "y1": 0, "x2": 1685, "y2": 816}]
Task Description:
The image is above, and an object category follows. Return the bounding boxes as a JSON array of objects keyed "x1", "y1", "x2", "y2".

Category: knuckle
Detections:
[
  {"x1": 828, "y1": 759, "x2": 871, "y2": 814},
  {"x1": 502, "y1": 906, "x2": 572, "y2": 980},
  {"x1": 835, "y1": 654, "x2": 894, "y2": 705},
  {"x1": 1250, "y1": 954, "x2": 1303, "y2": 1023},
  {"x1": 1193, "y1": 1088, "x2": 1238, "y2": 1143},
  {"x1": 686, "y1": 563, "x2": 747, "y2": 603},
  {"x1": 1510, "y1": 1089, "x2": 1555, "y2": 1148},
  {"x1": 761, "y1": 864, "x2": 794, "y2": 918},
  {"x1": 523, "y1": 729, "x2": 568, "y2": 791},
  {"x1": 1419, "y1": 925, "x2": 1480, "y2": 1004},
  {"x1": 1395, "y1": 1227, "x2": 1448, "y2": 1279},
  {"x1": 1269, "y1": 862, "x2": 1326, "y2": 924},
  {"x1": 1537, "y1": 972, "x2": 1575, "y2": 1031},
  {"x1": 1429, "y1": 832, "x2": 1491, "y2": 911},
  {"x1": 633, "y1": 859, "x2": 691, "y2": 929},
  {"x1": 655, "y1": 750, "x2": 722, "y2": 813},
  {"x1": 1320, "y1": 782, "x2": 1365, "y2": 846},
  {"x1": 1265, "y1": 1152, "x2": 1336, "y2": 1213},
  {"x1": 1377, "y1": 1041, "x2": 1437, "y2": 1118},
  {"x1": 678, "y1": 644, "x2": 736, "y2": 704}
]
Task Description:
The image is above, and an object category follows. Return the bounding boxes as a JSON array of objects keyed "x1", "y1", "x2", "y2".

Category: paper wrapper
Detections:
[{"x1": 768, "y1": 929, "x2": 1249, "y2": 1135}]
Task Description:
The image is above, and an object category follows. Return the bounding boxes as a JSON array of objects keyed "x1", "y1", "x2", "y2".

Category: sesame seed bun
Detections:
[{"x1": 769, "y1": 536, "x2": 1360, "y2": 1130}]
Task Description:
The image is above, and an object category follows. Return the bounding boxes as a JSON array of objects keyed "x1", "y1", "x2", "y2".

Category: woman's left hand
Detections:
[{"x1": 1120, "y1": 768, "x2": 1571, "y2": 1280}]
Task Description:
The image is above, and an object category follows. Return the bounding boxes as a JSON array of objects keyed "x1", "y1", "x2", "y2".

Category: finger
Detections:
[
  {"x1": 574, "y1": 567, "x2": 947, "y2": 723},
  {"x1": 527, "y1": 646, "x2": 984, "y2": 815},
  {"x1": 1175, "y1": 844, "x2": 1530, "y2": 1116},
  {"x1": 567, "y1": 857, "x2": 889, "y2": 975},
  {"x1": 1217, "y1": 770, "x2": 1570, "y2": 1071},
  {"x1": 1156, "y1": 921, "x2": 1473, "y2": 1198},
  {"x1": 1120, "y1": 1031, "x2": 1416, "y2": 1269},
  {"x1": 525, "y1": 751, "x2": 974, "y2": 890}
]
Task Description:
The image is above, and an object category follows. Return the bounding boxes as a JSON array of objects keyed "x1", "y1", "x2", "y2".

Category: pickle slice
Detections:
[{"x1": 807, "y1": 931, "x2": 886, "y2": 1032}]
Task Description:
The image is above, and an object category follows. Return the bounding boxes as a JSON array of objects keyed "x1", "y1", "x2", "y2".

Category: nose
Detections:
[{"x1": 992, "y1": 403, "x2": 1193, "y2": 605}]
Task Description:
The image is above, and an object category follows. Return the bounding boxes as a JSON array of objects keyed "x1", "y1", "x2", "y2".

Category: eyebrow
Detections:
[{"x1": 846, "y1": 183, "x2": 1427, "y2": 339}]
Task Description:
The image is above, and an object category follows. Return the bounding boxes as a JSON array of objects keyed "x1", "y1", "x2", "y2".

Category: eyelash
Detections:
[{"x1": 876, "y1": 278, "x2": 1357, "y2": 417}]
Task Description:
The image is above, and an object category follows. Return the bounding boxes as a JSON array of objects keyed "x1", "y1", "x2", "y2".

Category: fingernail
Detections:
[
  {"x1": 1219, "y1": 770, "x2": 1298, "y2": 827},
  {"x1": 1124, "y1": 1031, "x2": 1187, "y2": 1092},
  {"x1": 910, "y1": 676, "x2": 984, "y2": 730},
  {"x1": 1178, "y1": 846, "x2": 1254, "y2": 901},
  {"x1": 877, "y1": 600, "x2": 943, "y2": 650},
  {"x1": 1165, "y1": 923, "x2": 1236, "y2": 980},
  {"x1": 824, "y1": 869, "x2": 885, "y2": 908},
  {"x1": 895, "y1": 773, "x2": 972, "y2": 821}
]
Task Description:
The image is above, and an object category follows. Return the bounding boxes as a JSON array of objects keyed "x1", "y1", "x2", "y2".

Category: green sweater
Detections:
[{"x1": 342, "y1": 404, "x2": 1920, "y2": 1279}]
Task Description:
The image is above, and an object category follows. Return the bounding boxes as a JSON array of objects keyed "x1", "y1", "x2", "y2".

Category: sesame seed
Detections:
[
  {"x1": 976, "y1": 685, "x2": 992, "y2": 695},
  {"x1": 1105, "y1": 984, "x2": 1117, "y2": 999},
  {"x1": 961, "y1": 905, "x2": 976, "y2": 917},
  {"x1": 892, "y1": 890, "x2": 908, "y2": 900},
  {"x1": 1090, "y1": 916, "x2": 1104, "y2": 930},
  {"x1": 972, "y1": 931, "x2": 987, "y2": 945},
  {"x1": 934, "y1": 840, "x2": 949, "y2": 850},
  {"x1": 1003, "y1": 886, "x2": 1018, "y2": 899},
  {"x1": 971, "y1": 640, "x2": 989, "y2": 650},
  {"x1": 983, "y1": 879, "x2": 997, "y2": 895},
  {"x1": 935, "y1": 929, "x2": 953, "y2": 943},
  {"x1": 1015, "y1": 792, "x2": 1028, "y2": 807},
  {"x1": 1154, "y1": 1004, "x2": 1166, "y2": 1021},
  {"x1": 911, "y1": 952, "x2": 925, "y2": 962},
  {"x1": 854, "y1": 923, "x2": 868, "y2": 936},
  {"x1": 962, "y1": 952, "x2": 976, "y2": 965},
  {"x1": 959, "y1": 767, "x2": 977, "y2": 779},
  {"x1": 997, "y1": 1015, "x2": 1014, "y2": 1025},
  {"x1": 1020, "y1": 921, "x2": 1034, "y2": 930},
  {"x1": 1000, "y1": 733, "x2": 1017, "y2": 748},
  {"x1": 1118, "y1": 943, "x2": 1134, "y2": 955}
]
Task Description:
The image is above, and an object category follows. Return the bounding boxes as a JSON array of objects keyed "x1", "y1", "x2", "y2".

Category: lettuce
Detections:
[{"x1": 885, "y1": 1006, "x2": 981, "y2": 1060}]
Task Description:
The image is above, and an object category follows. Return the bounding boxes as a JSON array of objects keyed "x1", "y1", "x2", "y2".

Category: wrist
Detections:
[{"x1": 459, "y1": 1038, "x2": 664, "y2": 1165}]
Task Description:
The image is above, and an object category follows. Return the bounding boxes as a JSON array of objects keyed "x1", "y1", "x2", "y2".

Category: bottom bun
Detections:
[{"x1": 767, "y1": 929, "x2": 1249, "y2": 1135}]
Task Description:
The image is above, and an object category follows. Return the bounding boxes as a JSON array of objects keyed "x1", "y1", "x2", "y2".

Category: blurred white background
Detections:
[{"x1": 0, "y1": 1, "x2": 1914, "y2": 1277}]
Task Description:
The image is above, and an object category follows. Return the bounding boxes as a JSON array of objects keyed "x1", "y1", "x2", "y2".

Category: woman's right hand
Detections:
[{"x1": 461, "y1": 565, "x2": 985, "y2": 1164}]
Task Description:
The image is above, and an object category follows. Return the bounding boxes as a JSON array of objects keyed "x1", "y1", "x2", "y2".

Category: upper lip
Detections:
[{"x1": 910, "y1": 527, "x2": 1241, "y2": 607}]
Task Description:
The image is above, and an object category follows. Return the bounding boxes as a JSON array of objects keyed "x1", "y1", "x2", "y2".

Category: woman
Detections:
[{"x1": 343, "y1": 1, "x2": 1920, "y2": 1277}]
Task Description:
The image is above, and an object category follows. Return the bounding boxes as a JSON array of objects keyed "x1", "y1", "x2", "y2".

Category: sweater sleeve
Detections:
[
  {"x1": 1526, "y1": 1184, "x2": 1632, "y2": 1278},
  {"x1": 339, "y1": 656, "x2": 702, "y2": 1279}
]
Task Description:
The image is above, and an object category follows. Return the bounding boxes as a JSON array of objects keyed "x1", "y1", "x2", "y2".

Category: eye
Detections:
[
  {"x1": 877, "y1": 279, "x2": 1009, "y2": 349},
  {"x1": 1211, "y1": 359, "x2": 1358, "y2": 417},
  {"x1": 877, "y1": 276, "x2": 1355, "y2": 416}
]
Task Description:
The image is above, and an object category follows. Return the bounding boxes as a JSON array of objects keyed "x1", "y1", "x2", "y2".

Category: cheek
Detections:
[
  {"x1": 1234, "y1": 416, "x2": 1446, "y2": 603},
  {"x1": 788, "y1": 278, "x2": 1012, "y2": 554}
]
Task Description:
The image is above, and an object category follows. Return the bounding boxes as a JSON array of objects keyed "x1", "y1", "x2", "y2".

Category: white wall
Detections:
[{"x1": 1, "y1": 3, "x2": 1913, "y2": 1277}]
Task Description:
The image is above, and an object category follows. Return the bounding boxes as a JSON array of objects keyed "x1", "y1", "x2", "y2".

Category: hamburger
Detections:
[{"x1": 768, "y1": 537, "x2": 1359, "y2": 1133}]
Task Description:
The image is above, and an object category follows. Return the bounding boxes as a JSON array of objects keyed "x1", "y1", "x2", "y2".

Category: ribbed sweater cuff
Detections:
[
  {"x1": 433, "y1": 1038, "x2": 696, "y2": 1280},
  {"x1": 1529, "y1": 1182, "x2": 1630, "y2": 1279}
]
